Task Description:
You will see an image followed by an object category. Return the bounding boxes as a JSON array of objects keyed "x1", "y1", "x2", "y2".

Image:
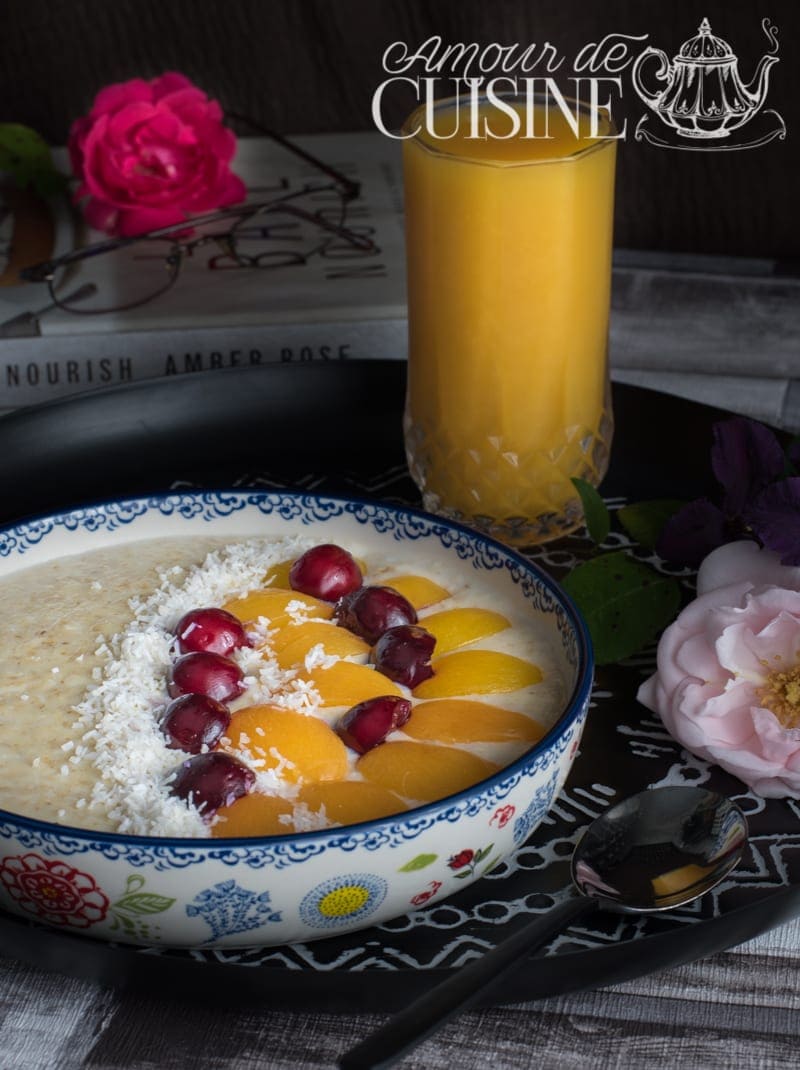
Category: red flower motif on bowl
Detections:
[
  {"x1": 447, "y1": 849, "x2": 475, "y2": 870},
  {"x1": 0, "y1": 853, "x2": 109, "y2": 929},
  {"x1": 410, "y1": 880, "x2": 442, "y2": 907},
  {"x1": 490, "y1": 804, "x2": 516, "y2": 829}
]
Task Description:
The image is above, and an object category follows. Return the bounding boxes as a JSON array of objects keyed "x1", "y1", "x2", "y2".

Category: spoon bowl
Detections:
[
  {"x1": 341, "y1": 785, "x2": 748, "y2": 1069},
  {"x1": 572, "y1": 785, "x2": 747, "y2": 912}
]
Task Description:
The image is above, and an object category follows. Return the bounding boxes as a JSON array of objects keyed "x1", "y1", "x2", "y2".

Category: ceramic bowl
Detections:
[{"x1": 0, "y1": 491, "x2": 592, "y2": 947}]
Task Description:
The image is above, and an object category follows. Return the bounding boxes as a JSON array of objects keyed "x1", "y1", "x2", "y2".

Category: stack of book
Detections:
[{"x1": 0, "y1": 133, "x2": 408, "y2": 412}]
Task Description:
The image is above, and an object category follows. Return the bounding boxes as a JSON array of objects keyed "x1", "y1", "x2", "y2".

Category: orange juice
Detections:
[{"x1": 402, "y1": 94, "x2": 617, "y2": 544}]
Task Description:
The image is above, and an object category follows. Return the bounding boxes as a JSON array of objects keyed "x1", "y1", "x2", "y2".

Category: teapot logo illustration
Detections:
[{"x1": 632, "y1": 17, "x2": 785, "y2": 149}]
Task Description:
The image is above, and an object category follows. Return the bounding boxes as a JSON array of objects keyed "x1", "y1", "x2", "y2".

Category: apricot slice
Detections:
[
  {"x1": 224, "y1": 705, "x2": 348, "y2": 783},
  {"x1": 404, "y1": 699, "x2": 545, "y2": 744},
  {"x1": 412, "y1": 650, "x2": 543, "y2": 699},
  {"x1": 357, "y1": 741, "x2": 498, "y2": 802},
  {"x1": 273, "y1": 621, "x2": 370, "y2": 668},
  {"x1": 212, "y1": 792, "x2": 295, "y2": 837},
  {"x1": 296, "y1": 661, "x2": 404, "y2": 708},
  {"x1": 380, "y1": 575, "x2": 450, "y2": 610},
  {"x1": 263, "y1": 559, "x2": 294, "y2": 590},
  {"x1": 420, "y1": 608, "x2": 510, "y2": 655},
  {"x1": 222, "y1": 588, "x2": 333, "y2": 631},
  {"x1": 298, "y1": 780, "x2": 408, "y2": 826}
]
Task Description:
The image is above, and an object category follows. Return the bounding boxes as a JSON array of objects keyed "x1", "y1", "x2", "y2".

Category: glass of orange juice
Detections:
[{"x1": 402, "y1": 91, "x2": 617, "y2": 545}]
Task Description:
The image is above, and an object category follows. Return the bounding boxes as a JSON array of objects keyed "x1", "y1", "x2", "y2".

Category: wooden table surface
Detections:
[{"x1": 2, "y1": 916, "x2": 800, "y2": 1068}]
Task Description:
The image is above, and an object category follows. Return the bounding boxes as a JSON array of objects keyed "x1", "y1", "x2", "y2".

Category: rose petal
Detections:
[
  {"x1": 696, "y1": 540, "x2": 800, "y2": 595},
  {"x1": 150, "y1": 72, "x2": 197, "y2": 100},
  {"x1": 673, "y1": 631, "x2": 725, "y2": 683},
  {"x1": 90, "y1": 79, "x2": 154, "y2": 118},
  {"x1": 116, "y1": 205, "x2": 188, "y2": 237},
  {"x1": 82, "y1": 198, "x2": 121, "y2": 235}
]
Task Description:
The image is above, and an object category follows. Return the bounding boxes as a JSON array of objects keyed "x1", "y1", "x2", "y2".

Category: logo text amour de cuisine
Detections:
[{"x1": 372, "y1": 18, "x2": 785, "y2": 151}]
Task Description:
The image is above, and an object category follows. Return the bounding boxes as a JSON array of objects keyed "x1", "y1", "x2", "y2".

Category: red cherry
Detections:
[
  {"x1": 336, "y1": 695, "x2": 412, "y2": 754},
  {"x1": 372, "y1": 625, "x2": 436, "y2": 689},
  {"x1": 168, "y1": 652, "x2": 246, "y2": 703},
  {"x1": 168, "y1": 752, "x2": 255, "y2": 819},
  {"x1": 161, "y1": 694, "x2": 231, "y2": 754},
  {"x1": 335, "y1": 586, "x2": 417, "y2": 644},
  {"x1": 289, "y1": 544, "x2": 363, "y2": 602},
  {"x1": 174, "y1": 607, "x2": 251, "y2": 656}
]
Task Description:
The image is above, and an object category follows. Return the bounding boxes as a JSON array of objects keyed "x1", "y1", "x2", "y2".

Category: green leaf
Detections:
[
  {"x1": 618, "y1": 499, "x2": 686, "y2": 549},
  {"x1": 562, "y1": 550, "x2": 682, "y2": 664},
  {"x1": 112, "y1": 892, "x2": 175, "y2": 916},
  {"x1": 473, "y1": 844, "x2": 494, "y2": 865},
  {"x1": 571, "y1": 478, "x2": 610, "y2": 544},
  {"x1": 0, "y1": 122, "x2": 69, "y2": 197},
  {"x1": 398, "y1": 853, "x2": 437, "y2": 872}
]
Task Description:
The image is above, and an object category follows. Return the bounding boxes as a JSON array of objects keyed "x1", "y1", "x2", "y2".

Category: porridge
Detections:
[{"x1": 0, "y1": 535, "x2": 568, "y2": 837}]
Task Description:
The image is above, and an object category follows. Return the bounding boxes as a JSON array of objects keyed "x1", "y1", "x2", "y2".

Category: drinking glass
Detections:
[{"x1": 402, "y1": 92, "x2": 617, "y2": 545}]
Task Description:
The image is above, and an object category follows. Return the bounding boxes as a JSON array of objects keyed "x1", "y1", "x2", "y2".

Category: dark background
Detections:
[{"x1": 1, "y1": 0, "x2": 797, "y2": 258}]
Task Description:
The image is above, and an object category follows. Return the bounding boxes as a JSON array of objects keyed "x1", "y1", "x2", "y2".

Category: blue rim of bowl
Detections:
[{"x1": 0, "y1": 489, "x2": 594, "y2": 849}]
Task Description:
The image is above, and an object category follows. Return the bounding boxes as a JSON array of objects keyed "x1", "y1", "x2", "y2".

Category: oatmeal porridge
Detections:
[{"x1": 0, "y1": 535, "x2": 568, "y2": 837}]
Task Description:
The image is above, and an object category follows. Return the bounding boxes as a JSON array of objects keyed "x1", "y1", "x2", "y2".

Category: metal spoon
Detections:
[{"x1": 339, "y1": 785, "x2": 748, "y2": 1070}]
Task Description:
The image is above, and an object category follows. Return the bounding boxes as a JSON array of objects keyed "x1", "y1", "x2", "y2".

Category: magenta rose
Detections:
[
  {"x1": 638, "y1": 540, "x2": 800, "y2": 797},
  {"x1": 68, "y1": 71, "x2": 246, "y2": 237}
]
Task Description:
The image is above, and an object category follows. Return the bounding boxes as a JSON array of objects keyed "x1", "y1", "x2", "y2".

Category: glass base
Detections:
[
  {"x1": 406, "y1": 400, "x2": 614, "y2": 548},
  {"x1": 419, "y1": 491, "x2": 587, "y2": 547}
]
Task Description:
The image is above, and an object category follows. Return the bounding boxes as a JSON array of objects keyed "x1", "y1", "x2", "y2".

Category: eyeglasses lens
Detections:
[
  {"x1": 49, "y1": 240, "x2": 181, "y2": 313},
  {"x1": 226, "y1": 186, "x2": 350, "y2": 269}
]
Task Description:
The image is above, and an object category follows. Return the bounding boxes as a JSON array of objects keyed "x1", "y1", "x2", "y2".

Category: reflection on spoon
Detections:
[{"x1": 339, "y1": 786, "x2": 748, "y2": 1070}]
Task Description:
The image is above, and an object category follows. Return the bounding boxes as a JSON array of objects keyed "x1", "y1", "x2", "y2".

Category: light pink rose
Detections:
[
  {"x1": 68, "y1": 72, "x2": 246, "y2": 237},
  {"x1": 638, "y1": 540, "x2": 800, "y2": 797}
]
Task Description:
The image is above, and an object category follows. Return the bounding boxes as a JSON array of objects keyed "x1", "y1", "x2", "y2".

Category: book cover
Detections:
[{"x1": 0, "y1": 132, "x2": 408, "y2": 405}]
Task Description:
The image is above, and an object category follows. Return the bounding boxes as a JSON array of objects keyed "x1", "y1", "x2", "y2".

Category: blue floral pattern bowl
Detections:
[{"x1": 0, "y1": 491, "x2": 593, "y2": 947}]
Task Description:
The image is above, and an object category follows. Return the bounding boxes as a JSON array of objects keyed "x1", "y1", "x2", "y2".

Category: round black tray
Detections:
[{"x1": 1, "y1": 361, "x2": 798, "y2": 1012}]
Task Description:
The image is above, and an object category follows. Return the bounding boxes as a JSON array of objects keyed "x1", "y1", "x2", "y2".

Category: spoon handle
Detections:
[{"x1": 338, "y1": 895, "x2": 598, "y2": 1070}]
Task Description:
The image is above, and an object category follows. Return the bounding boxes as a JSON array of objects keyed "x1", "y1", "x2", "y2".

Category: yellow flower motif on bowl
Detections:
[{"x1": 300, "y1": 874, "x2": 387, "y2": 929}]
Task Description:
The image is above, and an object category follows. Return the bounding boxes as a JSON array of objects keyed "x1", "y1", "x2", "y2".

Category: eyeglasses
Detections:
[{"x1": 19, "y1": 117, "x2": 377, "y2": 315}]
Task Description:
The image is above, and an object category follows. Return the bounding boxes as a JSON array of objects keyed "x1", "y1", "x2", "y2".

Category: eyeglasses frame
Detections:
[{"x1": 19, "y1": 116, "x2": 375, "y2": 313}]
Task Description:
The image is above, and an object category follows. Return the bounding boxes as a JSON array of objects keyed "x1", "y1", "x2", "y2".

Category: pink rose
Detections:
[
  {"x1": 638, "y1": 540, "x2": 800, "y2": 797},
  {"x1": 68, "y1": 72, "x2": 246, "y2": 237}
]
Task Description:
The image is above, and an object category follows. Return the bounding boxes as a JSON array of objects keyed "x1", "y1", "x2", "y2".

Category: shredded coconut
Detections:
[
  {"x1": 304, "y1": 643, "x2": 341, "y2": 672},
  {"x1": 287, "y1": 801, "x2": 337, "y2": 832},
  {"x1": 70, "y1": 535, "x2": 314, "y2": 838}
]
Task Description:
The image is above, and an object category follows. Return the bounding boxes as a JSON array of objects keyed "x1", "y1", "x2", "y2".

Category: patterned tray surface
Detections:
[{"x1": 0, "y1": 366, "x2": 797, "y2": 1006}]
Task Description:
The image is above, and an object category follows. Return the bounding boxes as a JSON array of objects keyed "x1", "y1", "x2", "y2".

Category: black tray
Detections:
[{"x1": 1, "y1": 361, "x2": 799, "y2": 1013}]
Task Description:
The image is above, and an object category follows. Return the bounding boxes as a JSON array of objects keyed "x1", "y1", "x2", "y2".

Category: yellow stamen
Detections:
[{"x1": 758, "y1": 663, "x2": 800, "y2": 728}]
